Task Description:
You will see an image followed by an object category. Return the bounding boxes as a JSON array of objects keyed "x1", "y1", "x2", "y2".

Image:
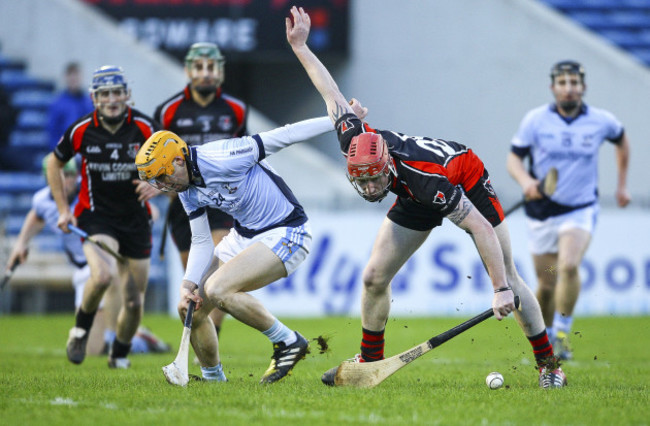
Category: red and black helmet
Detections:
[{"x1": 346, "y1": 133, "x2": 396, "y2": 202}]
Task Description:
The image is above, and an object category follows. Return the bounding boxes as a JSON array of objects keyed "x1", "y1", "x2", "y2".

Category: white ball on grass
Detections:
[{"x1": 486, "y1": 371, "x2": 504, "y2": 389}]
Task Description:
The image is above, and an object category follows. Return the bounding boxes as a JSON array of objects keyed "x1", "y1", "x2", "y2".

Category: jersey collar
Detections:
[
  {"x1": 92, "y1": 107, "x2": 133, "y2": 127},
  {"x1": 550, "y1": 103, "x2": 588, "y2": 124},
  {"x1": 184, "y1": 85, "x2": 222, "y2": 101},
  {"x1": 187, "y1": 146, "x2": 206, "y2": 187}
]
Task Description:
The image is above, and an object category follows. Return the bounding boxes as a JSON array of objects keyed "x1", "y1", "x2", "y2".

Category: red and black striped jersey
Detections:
[
  {"x1": 336, "y1": 114, "x2": 485, "y2": 216},
  {"x1": 154, "y1": 85, "x2": 247, "y2": 146},
  {"x1": 53, "y1": 108, "x2": 159, "y2": 218}
]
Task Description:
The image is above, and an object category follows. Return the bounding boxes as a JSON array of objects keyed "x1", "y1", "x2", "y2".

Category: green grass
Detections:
[{"x1": 1, "y1": 314, "x2": 648, "y2": 425}]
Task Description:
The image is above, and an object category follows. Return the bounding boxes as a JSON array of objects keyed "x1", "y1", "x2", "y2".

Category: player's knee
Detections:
[
  {"x1": 362, "y1": 266, "x2": 390, "y2": 293},
  {"x1": 558, "y1": 258, "x2": 580, "y2": 277},
  {"x1": 91, "y1": 272, "x2": 112, "y2": 289},
  {"x1": 204, "y1": 283, "x2": 230, "y2": 313},
  {"x1": 124, "y1": 295, "x2": 143, "y2": 312}
]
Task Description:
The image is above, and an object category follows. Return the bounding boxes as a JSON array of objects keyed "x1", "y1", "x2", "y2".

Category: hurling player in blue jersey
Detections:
[
  {"x1": 507, "y1": 61, "x2": 631, "y2": 360},
  {"x1": 136, "y1": 118, "x2": 334, "y2": 384},
  {"x1": 287, "y1": 6, "x2": 565, "y2": 388}
]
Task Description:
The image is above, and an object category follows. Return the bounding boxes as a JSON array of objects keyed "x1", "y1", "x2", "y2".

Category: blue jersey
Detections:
[
  {"x1": 32, "y1": 187, "x2": 86, "y2": 268},
  {"x1": 180, "y1": 117, "x2": 333, "y2": 285},
  {"x1": 511, "y1": 103, "x2": 623, "y2": 215},
  {"x1": 179, "y1": 136, "x2": 307, "y2": 238}
]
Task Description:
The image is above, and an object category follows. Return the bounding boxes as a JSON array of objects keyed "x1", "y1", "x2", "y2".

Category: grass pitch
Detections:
[{"x1": 1, "y1": 313, "x2": 648, "y2": 425}]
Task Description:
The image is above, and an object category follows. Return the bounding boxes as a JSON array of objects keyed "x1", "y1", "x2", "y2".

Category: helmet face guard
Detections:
[
  {"x1": 185, "y1": 42, "x2": 225, "y2": 88},
  {"x1": 90, "y1": 65, "x2": 129, "y2": 95},
  {"x1": 90, "y1": 65, "x2": 130, "y2": 123},
  {"x1": 346, "y1": 133, "x2": 395, "y2": 202},
  {"x1": 550, "y1": 60, "x2": 585, "y2": 83},
  {"x1": 135, "y1": 130, "x2": 189, "y2": 192}
]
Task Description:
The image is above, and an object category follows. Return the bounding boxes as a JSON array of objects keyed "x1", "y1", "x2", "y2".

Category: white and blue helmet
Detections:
[{"x1": 90, "y1": 65, "x2": 128, "y2": 94}]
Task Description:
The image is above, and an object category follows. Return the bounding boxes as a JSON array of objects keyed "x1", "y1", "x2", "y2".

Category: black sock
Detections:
[
  {"x1": 75, "y1": 308, "x2": 97, "y2": 332},
  {"x1": 110, "y1": 338, "x2": 132, "y2": 358}
]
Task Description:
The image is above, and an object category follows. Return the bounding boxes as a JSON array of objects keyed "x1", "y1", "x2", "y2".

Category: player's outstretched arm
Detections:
[
  {"x1": 286, "y1": 6, "x2": 354, "y2": 124},
  {"x1": 7, "y1": 209, "x2": 44, "y2": 268}
]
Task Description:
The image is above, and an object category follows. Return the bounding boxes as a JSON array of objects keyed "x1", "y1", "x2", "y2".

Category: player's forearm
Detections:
[
  {"x1": 615, "y1": 136, "x2": 630, "y2": 190},
  {"x1": 184, "y1": 213, "x2": 215, "y2": 285},
  {"x1": 506, "y1": 152, "x2": 534, "y2": 190},
  {"x1": 15, "y1": 210, "x2": 45, "y2": 247},
  {"x1": 45, "y1": 156, "x2": 71, "y2": 215},
  {"x1": 291, "y1": 44, "x2": 351, "y2": 123},
  {"x1": 261, "y1": 117, "x2": 334, "y2": 155},
  {"x1": 470, "y1": 225, "x2": 508, "y2": 290},
  {"x1": 448, "y1": 199, "x2": 507, "y2": 290}
]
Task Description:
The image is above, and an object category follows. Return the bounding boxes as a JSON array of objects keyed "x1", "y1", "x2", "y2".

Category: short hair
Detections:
[
  {"x1": 550, "y1": 60, "x2": 585, "y2": 83},
  {"x1": 65, "y1": 62, "x2": 81, "y2": 75}
]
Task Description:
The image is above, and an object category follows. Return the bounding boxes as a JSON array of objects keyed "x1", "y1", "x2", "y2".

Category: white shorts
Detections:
[
  {"x1": 214, "y1": 223, "x2": 312, "y2": 275},
  {"x1": 526, "y1": 204, "x2": 599, "y2": 255}
]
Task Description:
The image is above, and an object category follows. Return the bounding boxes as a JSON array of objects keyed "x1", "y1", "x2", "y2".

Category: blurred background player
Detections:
[
  {"x1": 154, "y1": 42, "x2": 248, "y2": 338},
  {"x1": 5, "y1": 155, "x2": 170, "y2": 355},
  {"x1": 506, "y1": 60, "x2": 631, "y2": 360},
  {"x1": 0, "y1": 83, "x2": 18, "y2": 170},
  {"x1": 287, "y1": 6, "x2": 566, "y2": 388},
  {"x1": 47, "y1": 65, "x2": 161, "y2": 369},
  {"x1": 47, "y1": 62, "x2": 94, "y2": 150},
  {"x1": 136, "y1": 117, "x2": 333, "y2": 383}
]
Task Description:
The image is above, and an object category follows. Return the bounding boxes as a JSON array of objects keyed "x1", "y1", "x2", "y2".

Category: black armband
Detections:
[{"x1": 494, "y1": 286, "x2": 513, "y2": 294}]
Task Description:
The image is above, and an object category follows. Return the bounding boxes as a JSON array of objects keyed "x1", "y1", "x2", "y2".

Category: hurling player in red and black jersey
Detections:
[
  {"x1": 154, "y1": 42, "x2": 247, "y2": 337},
  {"x1": 47, "y1": 66, "x2": 161, "y2": 370},
  {"x1": 287, "y1": 7, "x2": 566, "y2": 388}
]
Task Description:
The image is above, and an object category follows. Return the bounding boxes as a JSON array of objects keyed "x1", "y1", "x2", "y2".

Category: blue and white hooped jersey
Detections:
[
  {"x1": 32, "y1": 187, "x2": 86, "y2": 268},
  {"x1": 178, "y1": 134, "x2": 306, "y2": 238},
  {"x1": 511, "y1": 103, "x2": 623, "y2": 208}
]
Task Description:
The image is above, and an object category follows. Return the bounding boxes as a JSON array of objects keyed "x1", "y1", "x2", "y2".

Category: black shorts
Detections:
[
  {"x1": 387, "y1": 197, "x2": 445, "y2": 231},
  {"x1": 168, "y1": 197, "x2": 234, "y2": 252},
  {"x1": 387, "y1": 170, "x2": 504, "y2": 231},
  {"x1": 76, "y1": 209, "x2": 152, "y2": 259},
  {"x1": 464, "y1": 169, "x2": 505, "y2": 227}
]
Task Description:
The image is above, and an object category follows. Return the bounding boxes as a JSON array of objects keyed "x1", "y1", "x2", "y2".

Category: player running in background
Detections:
[
  {"x1": 6, "y1": 155, "x2": 170, "y2": 355},
  {"x1": 507, "y1": 61, "x2": 631, "y2": 360},
  {"x1": 286, "y1": 6, "x2": 566, "y2": 388},
  {"x1": 154, "y1": 42, "x2": 248, "y2": 339},
  {"x1": 135, "y1": 116, "x2": 333, "y2": 384},
  {"x1": 47, "y1": 62, "x2": 94, "y2": 150},
  {"x1": 47, "y1": 65, "x2": 161, "y2": 369}
]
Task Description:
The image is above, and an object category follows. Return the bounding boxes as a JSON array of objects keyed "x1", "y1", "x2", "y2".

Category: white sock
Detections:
[
  {"x1": 546, "y1": 326, "x2": 555, "y2": 341},
  {"x1": 201, "y1": 363, "x2": 227, "y2": 382},
  {"x1": 262, "y1": 319, "x2": 296, "y2": 345},
  {"x1": 553, "y1": 311, "x2": 573, "y2": 335}
]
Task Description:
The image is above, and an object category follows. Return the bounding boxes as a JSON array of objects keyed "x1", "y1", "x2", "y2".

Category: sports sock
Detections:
[
  {"x1": 75, "y1": 308, "x2": 97, "y2": 332},
  {"x1": 262, "y1": 319, "x2": 296, "y2": 346},
  {"x1": 110, "y1": 338, "x2": 131, "y2": 359},
  {"x1": 528, "y1": 330, "x2": 555, "y2": 366},
  {"x1": 201, "y1": 363, "x2": 227, "y2": 382},
  {"x1": 360, "y1": 327, "x2": 385, "y2": 362},
  {"x1": 546, "y1": 326, "x2": 555, "y2": 342},
  {"x1": 553, "y1": 311, "x2": 573, "y2": 335}
]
